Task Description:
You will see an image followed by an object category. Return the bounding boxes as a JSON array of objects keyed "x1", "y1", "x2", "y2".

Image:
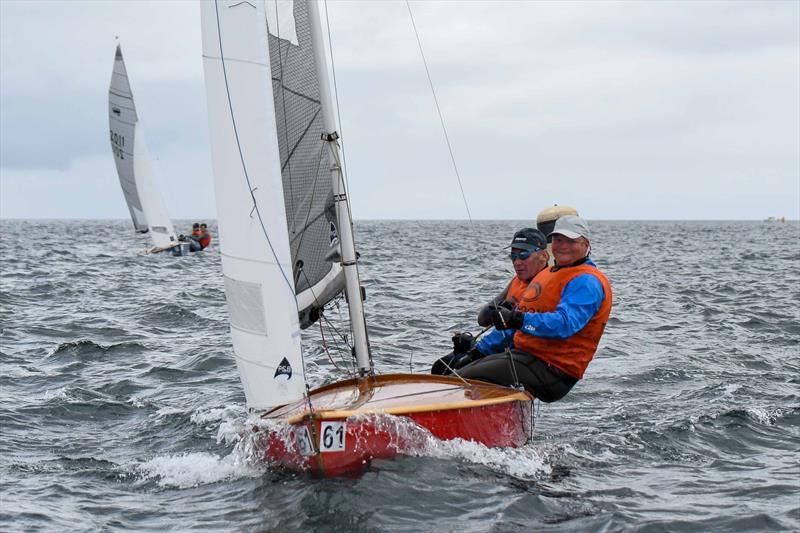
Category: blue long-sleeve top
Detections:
[{"x1": 476, "y1": 260, "x2": 604, "y2": 355}]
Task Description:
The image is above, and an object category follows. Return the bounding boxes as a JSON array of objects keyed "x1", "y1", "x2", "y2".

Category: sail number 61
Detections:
[{"x1": 319, "y1": 421, "x2": 345, "y2": 452}]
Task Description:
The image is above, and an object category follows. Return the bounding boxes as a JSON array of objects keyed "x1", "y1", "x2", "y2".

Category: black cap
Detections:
[
  {"x1": 507, "y1": 228, "x2": 547, "y2": 252},
  {"x1": 192, "y1": 222, "x2": 200, "y2": 228}
]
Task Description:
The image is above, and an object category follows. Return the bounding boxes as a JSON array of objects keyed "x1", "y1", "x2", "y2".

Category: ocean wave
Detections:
[
  {"x1": 134, "y1": 451, "x2": 264, "y2": 488},
  {"x1": 46, "y1": 340, "x2": 148, "y2": 361}
]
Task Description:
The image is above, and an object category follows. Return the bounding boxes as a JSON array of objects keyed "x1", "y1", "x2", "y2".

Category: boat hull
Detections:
[
  {"x1": 257, "y1": 373, "x2": 533, "y2": 476},
  {"x1": 140, "y1": 242, "x2": 193, "y2": 256}
]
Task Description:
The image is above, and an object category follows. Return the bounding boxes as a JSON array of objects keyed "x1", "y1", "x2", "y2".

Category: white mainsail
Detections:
[
  {"x1": 201, "y1": 0, "x2": 307, "y2": 409},
  {"x1": 108, "y1": 44, "x2": 178, "y2": 249}
]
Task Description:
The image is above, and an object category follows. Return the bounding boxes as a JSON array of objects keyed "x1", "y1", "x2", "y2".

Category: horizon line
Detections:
[{"x1": 1, "y1": 217, "x2": 797, "y2": 223}]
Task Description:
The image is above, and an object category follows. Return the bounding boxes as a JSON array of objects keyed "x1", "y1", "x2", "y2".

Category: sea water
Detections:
[{"x1": 1, "y1": 219, "x2": 798, "y2": 532}]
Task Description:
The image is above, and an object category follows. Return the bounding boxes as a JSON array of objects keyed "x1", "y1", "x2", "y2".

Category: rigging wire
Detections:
[
  {"x1": 405, "y1": 0, "x2": 475, "y2": 231},
  {"x1": 404, "y1": 0, "x2": 494, "y2": 375},
  {"x1": 320, "y1": 315, "x2": 355, "y2": 375},
  {"x1": 298, "y1": 266, "x2": 355, "y2": 362},
  {"x1": 319, "y1": 318, "x2": 352, "y2": 376}
]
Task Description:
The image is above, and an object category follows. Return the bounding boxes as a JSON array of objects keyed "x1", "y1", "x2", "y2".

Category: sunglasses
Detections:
[{"x1": 508, "y1": 250, "x2": 535, "y2": 261}]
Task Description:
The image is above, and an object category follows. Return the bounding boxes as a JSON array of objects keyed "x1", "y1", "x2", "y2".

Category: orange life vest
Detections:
[
  {"x1": 198, "y1": 231, "x2": 212, "y2": 249},
  {"x1": 513, "y1": 263, "x2": 612, "y2": 380},
  {"x1": 505, "y1": 276, "x2": 530, "y2": 307}
]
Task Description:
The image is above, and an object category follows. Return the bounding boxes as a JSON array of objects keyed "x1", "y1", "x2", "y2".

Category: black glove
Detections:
[
  {"x1": 498, "y1": 300, "x2": 515, "y2": 310},
  {"x1": 178, "y1": 234, "x2": 185, "y2": 241},
  {"x1": 478, "y1": 300, "x2": 515, "y2": 327},
  {"x1": 451, "y1": 332, "x2": 475, "y2": 355},
  {"x1": 490, "y1": 307, "x2": 524, "y2": 330},
  {"x1": 452, "y1": 347, "x2": 484, "y2": 370}
]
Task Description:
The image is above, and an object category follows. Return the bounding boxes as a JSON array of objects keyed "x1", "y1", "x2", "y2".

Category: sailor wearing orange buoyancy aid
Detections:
[
  {"x1": 430, "y1": 228, "x2": 550, "y2": 375},
  {"x1": 197, "y1": 223, "x2": 212, "y2": 250},
  {"x1": 457, "y1": 215, "x2": 612, "y2": 402},
  {"x1": 178, "y1": 222, "x2": 210, "y2": 253}
]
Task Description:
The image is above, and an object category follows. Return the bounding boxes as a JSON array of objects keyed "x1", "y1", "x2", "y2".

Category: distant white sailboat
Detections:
[
  {"x1": 108, "y1": 44, "x2": 190, "y2": 256},
  {"x1": 201, "y1": 0, "x2": 531, "y2": 476}
]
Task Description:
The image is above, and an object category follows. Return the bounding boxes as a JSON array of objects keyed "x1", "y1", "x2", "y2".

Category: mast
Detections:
[{"x1": 306, "y1": 0, "x2": 372, "y2": 375}]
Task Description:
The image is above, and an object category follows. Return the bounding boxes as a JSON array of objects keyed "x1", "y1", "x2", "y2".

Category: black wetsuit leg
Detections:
[
  {"x1": 431, "y1": 353, "x2": 456, "y2": 375},
  {"x1": 456, "y1": 350, "x2": 577, "y2": 402}
]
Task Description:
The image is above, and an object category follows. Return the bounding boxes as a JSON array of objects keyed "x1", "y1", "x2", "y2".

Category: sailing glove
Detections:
[
  {"x1": 490, "y1": 307, "x2": 524, "y2": 330},
  {"x1": 451, "y1": 331, "x2": 475, "y2": 355},
  {"x1": 477, "y1": 300, "x2": 515, "y2": 327}
]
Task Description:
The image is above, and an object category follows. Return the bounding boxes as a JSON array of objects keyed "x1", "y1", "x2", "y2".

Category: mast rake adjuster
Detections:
[{"x1": 321, "y1": 131, "x2": 340, "y2": 142}]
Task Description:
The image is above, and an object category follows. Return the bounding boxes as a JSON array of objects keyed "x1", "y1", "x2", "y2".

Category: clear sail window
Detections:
[{"x1": 224, "y1": 276, "x2": 267, "y2": 335}]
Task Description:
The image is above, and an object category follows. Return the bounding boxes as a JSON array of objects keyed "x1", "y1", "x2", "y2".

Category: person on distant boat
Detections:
[
  {"x1": 178, "y1": 222, "x2": 203, "y2": 252},
  {"x1": 431, "y1": 227, "x2": 549, "y2": 375},
  {"x1": 455, "y1": 215, "x2": 612, "y2": 403},
  {"x1": 197, "y1": 223, "x2": 212, "y2": 250}
]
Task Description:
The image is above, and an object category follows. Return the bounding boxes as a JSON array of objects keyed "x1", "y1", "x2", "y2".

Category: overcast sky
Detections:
[{"x1": 1, "y1": 0, "x2": 798, "y2": 221}]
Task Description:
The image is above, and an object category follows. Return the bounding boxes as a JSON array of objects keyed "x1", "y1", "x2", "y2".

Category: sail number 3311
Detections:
[{"x1": 110, "y1": 130, "x2": 125, "y2": 160}]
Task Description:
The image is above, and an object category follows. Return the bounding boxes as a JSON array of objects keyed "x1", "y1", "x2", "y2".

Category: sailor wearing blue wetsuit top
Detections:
[{"x1": 474, "y1": 259, "x2": 604, "y2": 353}]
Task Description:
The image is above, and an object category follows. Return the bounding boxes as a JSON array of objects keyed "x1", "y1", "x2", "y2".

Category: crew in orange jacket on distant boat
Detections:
[
  {"x1": 179, "y1": 222, "x2": 212, "y2": 253},
  {"x1": 198, "y1": 223, "x2": 212, "y2": 250},
  {"x1": 457, "y1": 215, "x2": 612, "y2": 402}
]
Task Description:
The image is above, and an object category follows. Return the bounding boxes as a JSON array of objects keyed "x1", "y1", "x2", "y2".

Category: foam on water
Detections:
[
  {"x1": 126, "y1": 396, "x2": 146, "y2": 408},
  {"x1": 135, "y1": 451, "x2": 264, "y2": 488},
  {"x1": 40, "y1": 387, "x2": 70, "y2": 402},
  {"x1": 153, "y1": 406, "x2": 186, "y2": 419},
  {"x1": 745, "y1": 406, "x2": 784, "y2": 426},
  {"x1": 417, "y1": 438, "x2": 553, "y2": 480}
]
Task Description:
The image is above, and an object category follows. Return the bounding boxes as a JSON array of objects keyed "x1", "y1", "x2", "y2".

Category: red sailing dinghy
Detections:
[{"x1": 200, "y1": 0, "x2": 532, "y2": 476}]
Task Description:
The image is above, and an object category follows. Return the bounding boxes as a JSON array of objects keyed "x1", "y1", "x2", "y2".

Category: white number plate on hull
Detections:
[
  {"x1": 292, "y1": 426, "x2": 315, "y2": 457},
  {"x1": 319, "y1": 421, "x2": 345, "y2": 452}
]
